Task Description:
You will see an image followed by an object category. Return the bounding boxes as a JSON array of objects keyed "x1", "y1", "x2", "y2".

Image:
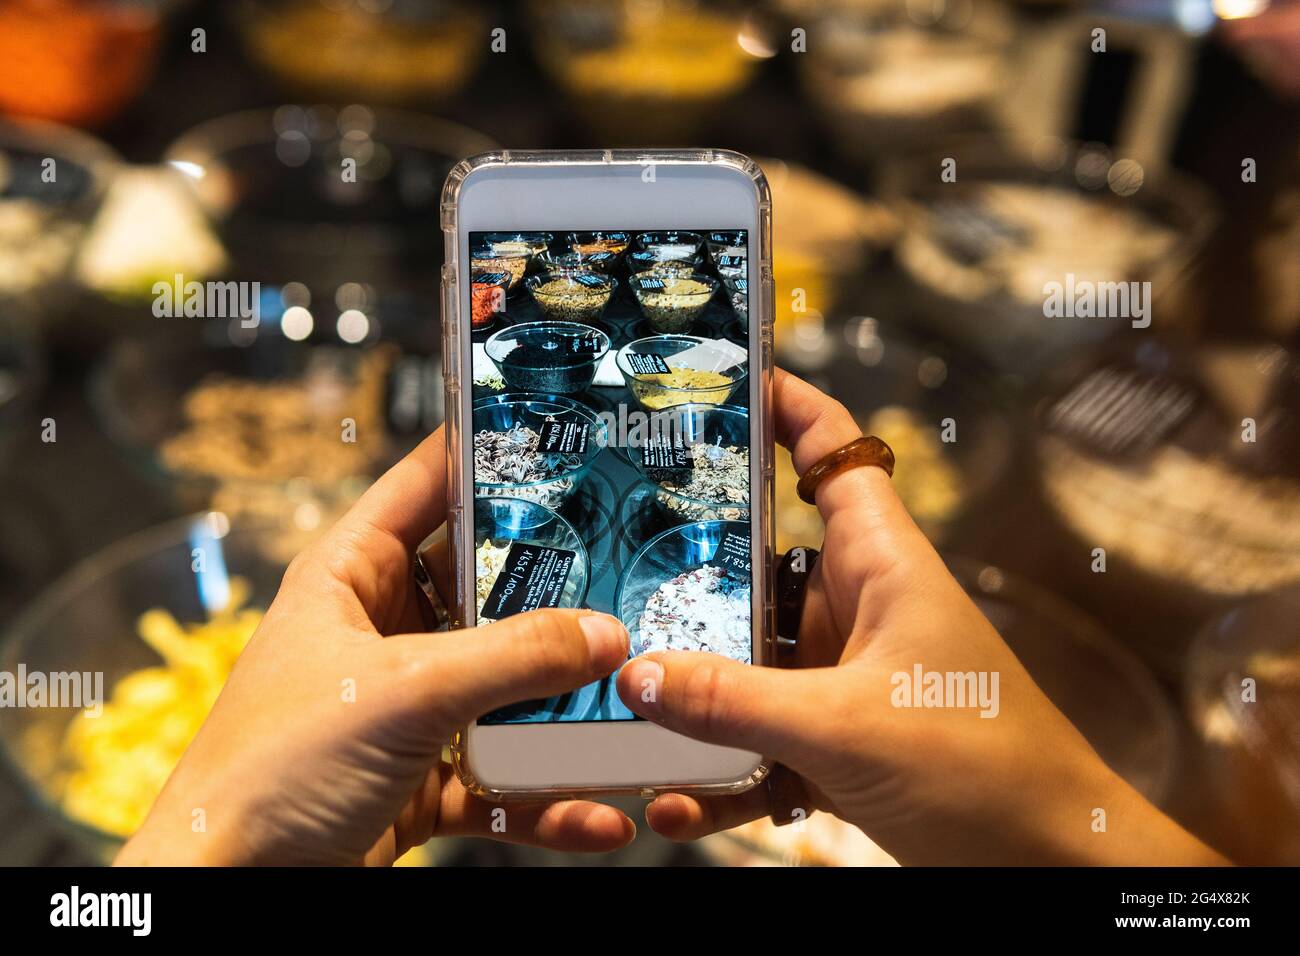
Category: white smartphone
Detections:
[{"x1": 439, "y1": 149, "x2": 774, "y2": 799}]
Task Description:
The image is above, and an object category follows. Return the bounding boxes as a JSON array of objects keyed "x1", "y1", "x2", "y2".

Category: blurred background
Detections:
[{"x1": 1, "y1": 0, "x2": 1299, "y2": 867}]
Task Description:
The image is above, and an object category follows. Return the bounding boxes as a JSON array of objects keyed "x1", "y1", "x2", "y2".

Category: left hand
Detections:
[{"x1": 116, "y1": 428, "x2": 635, "y2": 866}]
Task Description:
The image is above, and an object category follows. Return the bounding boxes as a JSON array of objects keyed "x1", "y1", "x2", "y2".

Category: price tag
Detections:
[
  {"x1": 473, "y1": 272, "x2": 509, "y2": 286},
  {"x1": 481, "y1": 542, "x2": 576, "y2": 619},
  {"x1": 715, "y1": 254, "x2": 746, "y2": 270},
  {"x1": 714, "y1": 530, "x2": 752, "y2": 576},
  {"x1": 636, "y1": 276, "x2": 667, "y2": 290},
  {"x1": 573, "y1": 273, "x2": 608, "y2": 288},
  {"x1": 641, "y1": 432, "x2": 694, "y2": 471},
  {"x1": 626, "y1": 352, "x2": 672, "y2": 375},
  {"x1": 582, "y1": 252, "x2": 615, "y2": 265},
  {"x1": 567, "y1": 335, "x2": 603, "y2": 354},
  {"x1": 536, "y1": 419, "x2": 590, "y2": 455}
]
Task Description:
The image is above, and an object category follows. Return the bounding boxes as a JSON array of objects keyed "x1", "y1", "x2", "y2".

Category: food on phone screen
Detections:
[
  {"x1": 484, "y1": 321, "x2": 611, "y2": 394},
  {"x1": 636, "y1": 565, "x2": 751, "y2": 658},
  {"x1": 631, "y1": 273, "x2": 718, "y2": 333},
  {"x1": 526, "y1": 271, "x2": 616, "y2": 322}
]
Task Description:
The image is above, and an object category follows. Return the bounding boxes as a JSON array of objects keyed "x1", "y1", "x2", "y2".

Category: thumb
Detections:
[
  {"x1": 616, "y1": 652, "x2": 839, "y2": 768},
  {"x1": 382, "y1": 609, "x2": 629, "y2": 724}
]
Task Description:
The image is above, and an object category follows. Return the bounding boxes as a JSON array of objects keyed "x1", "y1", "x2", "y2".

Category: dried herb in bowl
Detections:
[
  {"x1": 474, "y1": 419, "x2": 584, "y2": 509},
  {"x1": 654, "y1": 442, "x2": 749, "y2": 520}
]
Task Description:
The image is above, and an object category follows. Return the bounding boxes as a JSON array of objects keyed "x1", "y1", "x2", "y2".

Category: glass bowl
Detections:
[
  {"x1": 629, "y1": 272, "x2": 719, "y2": 333},
  {"x1": 473, "y1": 496, "x2": 590, "y2": 623},
  {"x1": 884, "y1": 139, "x2": 1215, "y2": 374},
  {"x1": 0, "y1": 117, "x2": 120, "y2": 314},
  {"x1": 480, "y1": 232, "x2": 553, "y2": 260},
  {"x1": 525, "y1": 270, "x2": 617, "y2": 323},
  {"x1": 631, "y1": 403, "x2": 750, "y2": 523},
  {"x1": 483, "y1": 320, "x2": 611, "y2": 394},
  {"x1": 235, "y1": 0, "x2": 486, "y2": 105},
  {"x1": 1033, "y1": 338, "x2": 1300, "y2": 675},
  {"x1": 0, "y1": 0, "x2": 170, "y2": 126},
  {"x1": 472, "y1": 248, "x2": 531, "y2": 294},
  {"x1": 470, "y1": 272, "x2": 511, "y2": 330},
  {"x1": 615, "y1": 519, "x2": 752, "y2": 660},
  {"x1": 472, "y1": 393, "x2": 608, "y2": 510},
  {"x1": 163, "y1": 105, "x2": 497, "y2": 291},
  {"x1": 528, "y1": 1, "x2": 768, "y2": 145},
  {"x1": 0, "y1": 513, "x2": 292, "y2": 862},
  {"x1": 568, "y1": 230, "x2": 630, "y2": 261},
  {"x1": 704, "y1": 229, "x2": 747, "y2": 264},
  {"x1": 794, "y1": 1, "x2": 1012, "y2": 163},
  {"x1": 89, "y1": 323, "x2": 415, "y2": 513},
  {"x1": 635, "y1": 230, "x2": 703, "y2": 258},
  {"x1": 627, "y1": 249, "x2": 703, "y2": 275},
  {"x1": 720, "y1": 273, "x2": 748, "y2": 320},
  {"x1": 615, "y1": 334, "x2": 748, "y2": 411},
  {"x1": 1186, "y1": 586, "x2": 1300, "y2": 864}
]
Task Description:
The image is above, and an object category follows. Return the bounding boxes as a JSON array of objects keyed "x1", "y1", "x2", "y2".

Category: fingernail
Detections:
[
  {"x1": 621, "y1": 657, "x2": 665, "y2": 716},
  {"x1": 579, "y1": 613, "x2": 628, "y2": 670}
]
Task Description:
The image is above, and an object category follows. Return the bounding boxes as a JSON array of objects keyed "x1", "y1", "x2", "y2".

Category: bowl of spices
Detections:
[
  {"x1": 483, "y1": 231, "x2": 552, "y2": 260},
  {"x1": 470, "y1": 273, "x2": 511, "y2": 330},
  {"x1": 629, "y1": 272, "x2": 719, "y2": 333},
  {"x1": 627, "y1": 250, "x2": 702, "y2": 276},
  {"x1": 704, "y1": 229, "x2": 747, "y2": 264},
  {"x1": 473, "y1": 393, "x2": 608, "y2": 510},
  {"x1": 471, "y1": 247, "x2": 530, "y2": 294},
  {"x1": 633, "y1": 403, "x2": 750, "y2": 522},
  {"x1": 525, "y1": 270, "x2": 617, "y2": 323},
  {"x1": 474, "y1": 496, "x2": 589, "y2": 624},
  {"x1": 631, "y1": 230, "x2": 705, "y2": 275},
  {"x1": 542, "y1": 247, "x2": 619, "y2": 275},
  {"x1": 615, "y1": 519, "x2": 753, "y2": 660},
  {"x1": 484, "y1": 320, "x2": 610, "y2": 394},
  {"x1": 569, "y1": 230, "x2": 630, "y2": 260},
  {"x1": 616, "y1": 334, "x2": 747, "y2": 411},
  {"x1": 720, "y1": 273, "x2": 748, "y2": 320}
]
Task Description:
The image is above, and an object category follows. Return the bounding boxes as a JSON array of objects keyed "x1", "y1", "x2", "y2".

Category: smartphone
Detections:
[{"x1": 439, "y1": 149, "x2": 774, "y2": 799}]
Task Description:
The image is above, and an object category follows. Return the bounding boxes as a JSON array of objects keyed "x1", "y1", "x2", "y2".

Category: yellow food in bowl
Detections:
[{"x1": 57, "y1": 579, "x2": 261, "y2": 838}]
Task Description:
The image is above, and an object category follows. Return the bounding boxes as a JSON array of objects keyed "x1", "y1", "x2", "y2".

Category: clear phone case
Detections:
[{"x1": 439, "y1": 149, "x2": 775, "y2": 801}]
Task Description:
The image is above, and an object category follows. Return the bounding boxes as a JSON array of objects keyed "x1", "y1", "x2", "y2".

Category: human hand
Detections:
[
  {"x1": 617, "y1": 369, "x2": 1225, "y2": 866},
  {"x1": 116, "y1": 429, "x2": 634, "y2": 866}
]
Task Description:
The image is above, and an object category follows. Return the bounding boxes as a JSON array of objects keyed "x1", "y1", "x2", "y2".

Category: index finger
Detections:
[{"x1": 772, "y1": 367, "x2": 907, "y2": 523}]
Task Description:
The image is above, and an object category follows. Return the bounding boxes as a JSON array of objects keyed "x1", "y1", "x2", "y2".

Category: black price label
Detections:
[
  {"x1": 714, "y1": 530, "x2": 752, "y2": 576},
  {"x1": 731, "y1": 278, "x2": 748, "y2": 294},
  {"x1": 716, "y1": 255, "x2": 745, "y2": 269},
  {"x1": 481, "y1": 542, "x2": 576, "y2": 619},
  {"x1": 626, "y1": 352, "x2": 672, "y2": 375},
  {"x1": 473, "y1": 272, "x2": 509, "y2": 286},
  {"x1": 573, "y1": 273, "x2": 608, "y2": 288},
  {"x1": 641, "y1": 432, "x2": 694, "y2": 471},
  {"x1": 583, "y1": 252, "x2": 614, "y2": 264},
  {"x1": 536, "y1": 419, "x2": 590, "y2": 455},
  {"x1": 636, "y1": 276, "x2": 666, "y2": 290}
]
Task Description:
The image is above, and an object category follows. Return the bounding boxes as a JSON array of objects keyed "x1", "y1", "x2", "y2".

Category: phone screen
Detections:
[{"x1": 467, "y1": 228, "x2": 753, "y2": 723}]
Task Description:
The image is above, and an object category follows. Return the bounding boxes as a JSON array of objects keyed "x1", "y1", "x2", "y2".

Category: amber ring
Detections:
[{"x1": 796, "y1": 435, "x2": 895, "y2": 506}]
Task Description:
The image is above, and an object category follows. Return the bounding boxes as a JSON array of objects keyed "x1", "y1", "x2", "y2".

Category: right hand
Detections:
[{"x1": 617, "y1": 369, "x2": 1224, "y2": 866}]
